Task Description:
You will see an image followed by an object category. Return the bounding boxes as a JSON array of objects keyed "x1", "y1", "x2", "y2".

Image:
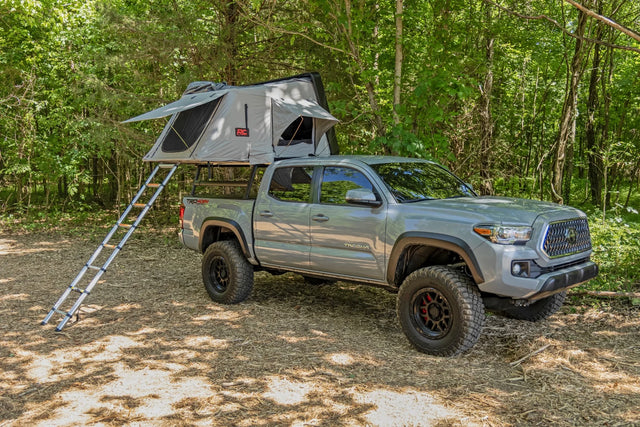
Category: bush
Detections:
[{"x1": 587, "y1": 208, "x2": 640, "y2": 292}]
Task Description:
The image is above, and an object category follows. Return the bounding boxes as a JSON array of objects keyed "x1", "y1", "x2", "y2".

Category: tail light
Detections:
[{"x1": 179, "y1": 204, "x2": 185, "y2": 229}]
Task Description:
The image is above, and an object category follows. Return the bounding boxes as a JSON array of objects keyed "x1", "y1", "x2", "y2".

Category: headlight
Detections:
[{"x1": 473, "y1": 225, "x2": 532, "y2": 245}]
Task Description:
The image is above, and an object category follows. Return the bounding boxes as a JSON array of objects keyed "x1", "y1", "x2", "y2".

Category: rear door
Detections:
[
  {"x1": 309, "y1": 166, "x2": 387, "y2": 281},
  {"x1": 253, "y1": 165, "x2": 315, "y2": 269}
]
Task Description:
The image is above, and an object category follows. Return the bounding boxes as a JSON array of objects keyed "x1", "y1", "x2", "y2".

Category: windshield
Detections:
[{"x1": 370, "y1": 162, "x2": 476, "y2": 202}]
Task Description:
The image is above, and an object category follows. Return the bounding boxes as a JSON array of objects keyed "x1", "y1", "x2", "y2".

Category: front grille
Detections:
[{"x1": 542, "y1": 218, "x2": 592, "y2": 258}]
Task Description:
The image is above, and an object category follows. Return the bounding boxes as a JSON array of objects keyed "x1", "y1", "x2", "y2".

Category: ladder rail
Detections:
[{"x1": 42, "y1": 163, "x2": 179, "y2": 331}]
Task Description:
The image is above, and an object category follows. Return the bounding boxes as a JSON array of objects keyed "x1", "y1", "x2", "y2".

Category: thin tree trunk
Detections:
[
  {"x1": 392, "y1": 0, "x2": 403, "y2": 126},
  {"x1": 551, "y1": 8, "x2": 588, "y2": 204},
  {"x1": 478, "y1": 4, "x2": 495, "y2": 195},
  {"x1": 586, "y1": 18, "x2": 603, "y2": 206}
]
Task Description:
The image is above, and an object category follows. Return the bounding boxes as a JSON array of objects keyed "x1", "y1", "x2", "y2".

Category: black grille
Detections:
[{"x1": 542, "y1": 218, "x2": 592, "y2": 258}]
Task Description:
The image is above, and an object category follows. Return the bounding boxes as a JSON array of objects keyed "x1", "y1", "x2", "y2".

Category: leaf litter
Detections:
[{"x1": 0, "y1": 229, "x2": 638, "y2": 426}]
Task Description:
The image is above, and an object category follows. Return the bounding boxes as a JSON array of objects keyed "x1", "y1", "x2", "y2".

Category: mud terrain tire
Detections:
[
  {"x1": 502, "y1": 291, "x2": 566, "y2": 322},
  {"x1": 202, "y1": 240, "x2": 254, "y2": 304},
  {"x1": 397, "y1": 266, "x2": 485, "y2": 356}
]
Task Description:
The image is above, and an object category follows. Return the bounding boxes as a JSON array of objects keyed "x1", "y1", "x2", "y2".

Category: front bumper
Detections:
[
  {"x1": 528, "y1": 261, "x2": 598, "y2": 301},
  {"x1": 476, "y1": 243, "x2": 599, "y2": 300}
]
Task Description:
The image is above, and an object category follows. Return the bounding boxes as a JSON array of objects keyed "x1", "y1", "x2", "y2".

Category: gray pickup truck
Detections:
[{"x1": 179, "y1": 155, "x2": 598, "y2": 356}]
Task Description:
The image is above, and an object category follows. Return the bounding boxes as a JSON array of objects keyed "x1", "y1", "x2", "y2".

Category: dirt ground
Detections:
[{"x1": 1, "y1": 228, "x2": 639, "y2": 426}]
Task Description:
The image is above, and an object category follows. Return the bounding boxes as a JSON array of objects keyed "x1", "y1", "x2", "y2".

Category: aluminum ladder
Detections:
[{"x1": 42, "y1": 163, "x2": 179, "y2": 331}]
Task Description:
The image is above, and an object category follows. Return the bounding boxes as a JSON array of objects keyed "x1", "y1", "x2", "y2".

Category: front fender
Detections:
[{"x1": 387, "y1": 232, "x2": 484, "y2": 286}]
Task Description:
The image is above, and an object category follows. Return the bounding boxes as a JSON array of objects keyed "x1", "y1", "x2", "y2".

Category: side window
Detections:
[
  {"x1": 320, "y1": 167, "x2": 375, "y2": 205},
  {"x1": 268, "y1": 166, "x2": 314, "y2": 202}
]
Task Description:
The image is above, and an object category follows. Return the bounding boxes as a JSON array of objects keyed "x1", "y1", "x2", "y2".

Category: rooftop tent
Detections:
[{"x1": 124, "y1": 73, "x2": 339, "y2": 165}]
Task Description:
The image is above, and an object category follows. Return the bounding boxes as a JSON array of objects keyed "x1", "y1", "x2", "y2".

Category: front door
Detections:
[{"x1": 309, "y1": 166, "x2": 387, "y2": 281}]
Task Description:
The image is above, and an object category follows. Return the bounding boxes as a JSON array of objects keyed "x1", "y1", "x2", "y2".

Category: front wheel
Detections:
[
  {"x1": 202, "y1": 240, "x2": 253, "y2": 304},
  {"x1": 397, "y1": 266, "x2": 485, "y2": 356},
  {"x1": 501, "y1": 291, "x2": 566, "y2": 321}
]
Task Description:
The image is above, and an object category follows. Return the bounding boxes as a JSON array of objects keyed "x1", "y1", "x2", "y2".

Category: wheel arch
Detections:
[
  {"x1": 387, "y1": 232, "x2": 484, "y2": 287},
  {"x1": 200, "y1": 217, "x2": 252, "y2": 260}
]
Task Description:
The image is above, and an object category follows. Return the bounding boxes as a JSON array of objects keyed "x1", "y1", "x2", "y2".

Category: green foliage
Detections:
[{"x1": 588, "y1": 209, "x2": 640, "y2": 293}]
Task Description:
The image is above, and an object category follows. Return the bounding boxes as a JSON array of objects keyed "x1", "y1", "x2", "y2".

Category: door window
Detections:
[{"x1": 320, "y1": 167, "x2": 376, "y2": 205}]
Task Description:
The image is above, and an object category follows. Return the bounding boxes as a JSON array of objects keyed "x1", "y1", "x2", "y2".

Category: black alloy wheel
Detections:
[
  {"x1": 412, "y1": 287, "x2": 453, "y2": 339},
  {"x1": 210, "y1": 256, "x2": 230, "y2": 293}
]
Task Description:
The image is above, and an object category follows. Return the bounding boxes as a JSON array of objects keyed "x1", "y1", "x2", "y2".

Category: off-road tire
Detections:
[
  {"x1": 202, "y1": 240, "x2": 253, "y2": 304},
  {"x1": 397, "y1": 266, "x2": 485, "y2": 356},
  {"x1": 501, "y1": 291, "x2": 566, "y2": 322}
]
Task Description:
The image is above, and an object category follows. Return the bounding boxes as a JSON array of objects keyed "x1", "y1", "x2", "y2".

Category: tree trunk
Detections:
[
  {"x1": 586, "y1": 25, "x2": 603, "y2": 206},
  {"x1": 551, "y1": 8, "x2": 588, "y2": 204},
  {"x1": 222, "y1": 1, "x2": 240, "y2": 85},
  {"x1": 478, "y1": 4, "x2": 495, "y2": 195},
  {"x1": 392, "y1": 0, "x2": 403, "y2": 126}
]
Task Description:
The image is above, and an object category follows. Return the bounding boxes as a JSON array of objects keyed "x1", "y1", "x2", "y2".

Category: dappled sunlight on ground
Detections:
[
  {"x1": 1, "y1": 230, "x2": 639, "y2": 425},
  {"x1": 353, "y1": 388, "x2": 472, "y2": 426}
]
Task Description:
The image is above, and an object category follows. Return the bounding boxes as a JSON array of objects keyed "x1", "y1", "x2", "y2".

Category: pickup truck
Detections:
[{"x1": 179, "y1": 155, "x2": 598, "y2": 356}]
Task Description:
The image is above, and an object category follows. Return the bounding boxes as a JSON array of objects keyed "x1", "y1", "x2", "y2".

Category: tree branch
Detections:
[
  {"x1": 483, "y1": 0, "x2": 640, "y2": 55},
  {"x1": 236, "y1": 1, "x2": 353, "y2": 58},
  {"x1": 563, "y1": 0, "x2": 640, "y2": 43}
]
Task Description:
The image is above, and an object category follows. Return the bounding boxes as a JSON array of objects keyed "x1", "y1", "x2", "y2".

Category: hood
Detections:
[{"x1": 409, "y1": 196, "x2": 581, "y2": 225}]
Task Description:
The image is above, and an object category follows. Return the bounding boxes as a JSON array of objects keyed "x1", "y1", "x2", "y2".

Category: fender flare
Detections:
[
  {"x1": 387, "y1": 232, "x2": 484, "y2": 285},
  {"x1": 200, "y1": 217, "x2": 252, "y2": 260}
]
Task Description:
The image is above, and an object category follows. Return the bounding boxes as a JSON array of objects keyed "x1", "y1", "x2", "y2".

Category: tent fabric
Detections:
[
  {"x1": 123, "y1": 90, "x2": 228, "y2": 123},
  {"x1": 126, "y1": 74, "x2": 338, "y2": 165}
]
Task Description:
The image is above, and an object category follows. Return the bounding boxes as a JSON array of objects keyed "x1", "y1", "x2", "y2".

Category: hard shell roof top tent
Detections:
[{"x1": 124, "y1": 73, "x2": 339, "y2": 165}]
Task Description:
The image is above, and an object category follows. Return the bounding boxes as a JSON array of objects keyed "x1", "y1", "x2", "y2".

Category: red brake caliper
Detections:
[{"x1": 421, "y1": 295, "x2": 431, "y2": 320}]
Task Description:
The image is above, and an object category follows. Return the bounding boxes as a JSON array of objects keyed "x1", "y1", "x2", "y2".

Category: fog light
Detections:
[{"x1": 511, "y1": 261, "x2": 530, "y2": 277}]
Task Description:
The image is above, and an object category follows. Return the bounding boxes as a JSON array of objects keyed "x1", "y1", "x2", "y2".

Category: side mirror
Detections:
[{"x1": 345, "y1": 189, "x2": 382, "y2": 207}]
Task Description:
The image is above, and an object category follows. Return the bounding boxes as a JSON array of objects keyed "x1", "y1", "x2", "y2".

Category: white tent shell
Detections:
[{"x1": 124, "y1": 74, "x2": 339, "y2": 165}]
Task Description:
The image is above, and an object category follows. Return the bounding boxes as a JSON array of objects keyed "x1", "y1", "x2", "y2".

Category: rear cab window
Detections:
[{"x1": 268, "y1": 166, "x2": 315, "y2": 202}]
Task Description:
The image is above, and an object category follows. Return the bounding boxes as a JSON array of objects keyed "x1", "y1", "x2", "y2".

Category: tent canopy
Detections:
[{"x1": 125, "y1": 73, "x2": 339, "y2": 165}]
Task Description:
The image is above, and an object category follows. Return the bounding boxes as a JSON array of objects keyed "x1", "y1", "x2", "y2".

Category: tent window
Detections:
[
  {"x1": 278, "y1": 116, "x2": 313, "y2": 146},
  {"x1": 162, "y1": 97, "x2": 222, "y2": 153}
]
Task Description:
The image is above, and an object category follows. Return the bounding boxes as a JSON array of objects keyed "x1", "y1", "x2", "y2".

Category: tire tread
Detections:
[
  {"x1": 202, "y1": 240, "x2": 253, "y2": 304},
  {"x1": 397, "y1": 266, "x2": 485, "y2": 356}
]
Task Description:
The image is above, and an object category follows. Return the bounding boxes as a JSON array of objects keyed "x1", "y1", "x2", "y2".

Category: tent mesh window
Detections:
[
  {"x1": 278, "y1": 116, "x2": 313, "y2": 147},
  {"x1": 162, "y1": 97, "x2": 222, "y2": 153}
]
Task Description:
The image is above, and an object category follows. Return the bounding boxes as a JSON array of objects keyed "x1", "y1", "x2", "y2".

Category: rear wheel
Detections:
[
  {"x1": 397, "y1": 266, "x2": 485, "y2": 356},
  {"x1": 502, "y1": 291, "x2": 566, "y2": 321},
  {"x1": 202, "y1": 240, "x2": 253, "y2": 304}
]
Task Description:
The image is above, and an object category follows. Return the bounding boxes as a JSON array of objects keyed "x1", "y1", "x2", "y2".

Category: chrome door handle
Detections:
[
  {"x1": 312, "y1": 214, "x2": 329, "y2": 222},
  {"x1": 259, "y1": 210, "x2": 274, "y2": 217}
]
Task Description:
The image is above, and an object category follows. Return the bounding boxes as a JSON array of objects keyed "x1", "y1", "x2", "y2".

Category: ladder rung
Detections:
[
  {"x1": 71, "y1": 286, "x2": 85, "y2": 294},
  {"x1": 55, "y1": 309, "x2": 69, "y2": 317},
  {"x1": 119, "y1": 223, "x2": 133, "y2": 229},
  {"x1": 158, "y1": 163, "x2": 176, "y2": 168},
  {"x1": 87, "y1": 265, "x2": 102, "y2": 271},
  {"x1": 133, "y1": 203, "x2": 147, "y2": 208},
  {"x1": 104, "y1": 244, "x2": 117, "y2": 249},
  {"x1": 147, "y1": 183, "x2": 161, "y2": 188}
]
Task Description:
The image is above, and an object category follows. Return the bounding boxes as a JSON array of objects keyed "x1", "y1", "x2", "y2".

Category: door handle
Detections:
[
  {"x1": 259, "y1": 210, "x2": 274, "y2": 217},
  {"x1": 312, "y1": 214, "x2": 329, "y2": 222}
]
